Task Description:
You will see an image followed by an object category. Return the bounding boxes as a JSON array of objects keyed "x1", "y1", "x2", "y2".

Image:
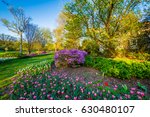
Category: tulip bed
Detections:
[
  {"x1": 9, "y1": 70, "x2": 149, "y2": 100},
  {"x1": 17, "y1": 60, "x2": 52, "y2": 76}
]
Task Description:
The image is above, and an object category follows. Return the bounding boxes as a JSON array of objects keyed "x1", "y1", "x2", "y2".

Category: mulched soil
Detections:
[{"x1": 51, "y1": 63, "x2": 150, "y2": 95}]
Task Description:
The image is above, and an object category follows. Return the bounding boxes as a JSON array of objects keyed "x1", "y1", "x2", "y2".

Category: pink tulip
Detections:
[
  {"x1": 140, "y1": 92, "x2": 145, "y2": 97},
  {"x1": 131, "y1": 88, "x2": 136, "y2": 91},
  {"x1": 47, "y1": 94, "x2": 50, "y2": 98},
  {"x1": 20, "y1": 84, "x2": 24, "y2": 88},
  {"x1": 112, "y1": 95, "x2": 115, "y2": 99},
  {"x1": 114, "y1": 85, "x2": 118, "y2": 88},
  {"x1": 138, "y1": 96, "x2": 142, "y2": 100},
  {"x1": 57, "y1": 90, "x2": 60, "y2": 94},
  {"x1": 74, "y1": 97, "x2": 77, "y2": 100},
  {"x1": 137, "y1": 91, "x2": 141, "y2": 95},
  {"x1": 130, "y1": 91, "x2": 134, "y2": 95},
  {"x1": 33, "y1": 96, "x2": 36, "y2": 99},
  {"x1": 65, "y1": 95, "x2": 69, "y2": 99},
  {"x1": 61, "y1": 91, "x2": 64, "y2": 94}
]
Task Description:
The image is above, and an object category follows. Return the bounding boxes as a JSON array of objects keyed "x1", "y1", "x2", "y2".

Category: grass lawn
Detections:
[{"x1": 0, "y1": 54, "x2": 54, "y2": 88}]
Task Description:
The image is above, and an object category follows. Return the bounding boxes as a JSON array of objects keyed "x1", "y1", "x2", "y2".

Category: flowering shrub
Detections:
[
  {"x1": 9, "y1": 71, "x2": 149, "y2": 100},
  {"x1": 41, "y1": 51, "x2": 47, "y2": 54},
  {"x1": 54, "y1": 49, "x2": 87, "y2": 67},
  {"x1": 27, "y1": 53, "x2": 37, "y2": 57}
]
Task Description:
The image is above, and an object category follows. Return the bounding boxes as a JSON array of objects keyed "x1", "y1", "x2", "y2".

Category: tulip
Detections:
[
  {"x1": 130, "y1": 91, "x2": 134, "y2": 95},
  {"x1": 65, "y1": 95, "x2": 69, "y2": 99},
  {"x1": 74, "y1": 97, "x2": 77, "y2": 100},
  {"x1": 112, "y1": 95, "x2": 115, "y2": 99},
  {"x1": 33, "y1": 96, "x2": 37, "y2": 99}
]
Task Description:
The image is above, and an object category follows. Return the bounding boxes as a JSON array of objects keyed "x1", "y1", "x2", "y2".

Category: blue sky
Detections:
[{"x1": 0, "y1": 0, "x2": 71, "y2": 37}]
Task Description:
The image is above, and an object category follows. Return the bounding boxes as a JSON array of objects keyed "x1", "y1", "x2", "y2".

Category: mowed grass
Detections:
[{"x1": 0, "y1": 54, "x2": 54, "y2": 88}]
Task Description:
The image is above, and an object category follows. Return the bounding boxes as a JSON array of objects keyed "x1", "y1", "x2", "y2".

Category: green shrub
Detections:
[
  {"x1": 85, "y1": 56, "x2": 150, "y2": 79},
  {"x1": 126, "y1": 52, "x2": 150, "y2": 61}
]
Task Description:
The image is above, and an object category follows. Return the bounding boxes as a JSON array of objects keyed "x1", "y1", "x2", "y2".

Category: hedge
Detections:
[{"x1": 85, "y1": 56, "x2": 150, "y2": 79}]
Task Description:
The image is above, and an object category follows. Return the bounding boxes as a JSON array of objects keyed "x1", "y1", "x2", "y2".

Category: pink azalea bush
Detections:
[{"x1": 54, "y1": 49, "x2": 87, "y2": 67}]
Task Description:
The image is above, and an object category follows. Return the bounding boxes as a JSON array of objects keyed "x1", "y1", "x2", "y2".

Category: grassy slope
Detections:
[{"x1": 0, "y1": 54, "x2": 54, "y2": 88}]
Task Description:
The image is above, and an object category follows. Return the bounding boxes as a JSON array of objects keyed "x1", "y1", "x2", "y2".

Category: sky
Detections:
[{"x1": 0, "y1": 0, "x2": 71, "y2": 37}]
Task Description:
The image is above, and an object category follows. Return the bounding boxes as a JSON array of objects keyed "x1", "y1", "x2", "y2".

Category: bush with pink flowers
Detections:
[{"x1": 54, "y1": 49, "x2": 87, "y2": 68}]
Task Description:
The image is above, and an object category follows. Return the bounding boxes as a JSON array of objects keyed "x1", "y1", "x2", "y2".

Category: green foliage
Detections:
[
  {"x1": 137, "y1": 82, "x2": 147, "y2": 92},
  {"x1": 122, "y1": 84, "x2": 128, "y2": 92},
  {"x1": 85, "y1": 56, "x2": 150, "y2": 79},
  {"x1": 126, "y1": 52, "x2": 150, "y2": 61},
  {"x1": 82, "y1": 39, "x2": 101, "y2": 56}
]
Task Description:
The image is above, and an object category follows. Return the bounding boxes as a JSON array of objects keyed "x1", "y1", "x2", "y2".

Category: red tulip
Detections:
[
  {"x1": 104, "y1": 82, "x2": 108, "y2": 86},
  {"x1": 87, "y1": 98, "x2": 92, "y2": 100}
]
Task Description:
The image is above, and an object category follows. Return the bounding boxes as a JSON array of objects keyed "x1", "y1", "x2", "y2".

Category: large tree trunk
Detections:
[
  {"x1": 20, "y1": 33, "x2": 23, "y2": 55},
  {"x1": 28, "y1": 46, "x2": 31, "y2": 54},
  {"x1": 28, "y1": 42, "x2": 31, "y2": 54}
]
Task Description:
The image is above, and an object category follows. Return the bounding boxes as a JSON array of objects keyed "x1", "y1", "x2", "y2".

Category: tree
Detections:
[
  {"x1": 53, "y1": 13, "x2": 66, "y2": 51},
  {"x1": 64, "y1": 0, "x2": 145, "y2": 57},
  {"x1": 24, "y1": 23, "x2": 38, "y2": 54},
  {"x1": 54, "y1": 12, "x2": 83, "y2": 50},
  {"x1": 82, "y1": 39, "x2": 100, "y2": 56},
  {"x1": 0, "y1": 33, "x2": 17, "y2": 51},
  {"x1": 1, "y1": 6, "x2": 31, "y2": 55},
  {"x1": 33, "y1": 27, "x2": 53, "y2": 51},
  {"x1": 64, "y1": 13, "x2": 83, "y2": 49},
  {"x1": 136, "y1": 6, "x2": 150, "y2": 53},
  {"x1": 40, "y1": 28, "x2": 53, "y2": 48}
]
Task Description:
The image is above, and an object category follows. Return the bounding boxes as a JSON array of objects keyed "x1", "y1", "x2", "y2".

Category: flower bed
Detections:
[
  {"x1": 0, "y1": 57, "x2": 17, "y2": 62},
  {"x1": 0, "y1": 52, "x2": 21, "y2": 58},
  {"x1": 17, "y1": 60, "x2": 53, "y2": 76},
  {"x1": 9, "y1": 71, "x2": 149, "y2": 100}
]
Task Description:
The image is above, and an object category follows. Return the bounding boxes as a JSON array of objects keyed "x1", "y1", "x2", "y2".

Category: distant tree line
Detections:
[{"x1": 0, "y1": 1, "x2": 53, "y2": 54}]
